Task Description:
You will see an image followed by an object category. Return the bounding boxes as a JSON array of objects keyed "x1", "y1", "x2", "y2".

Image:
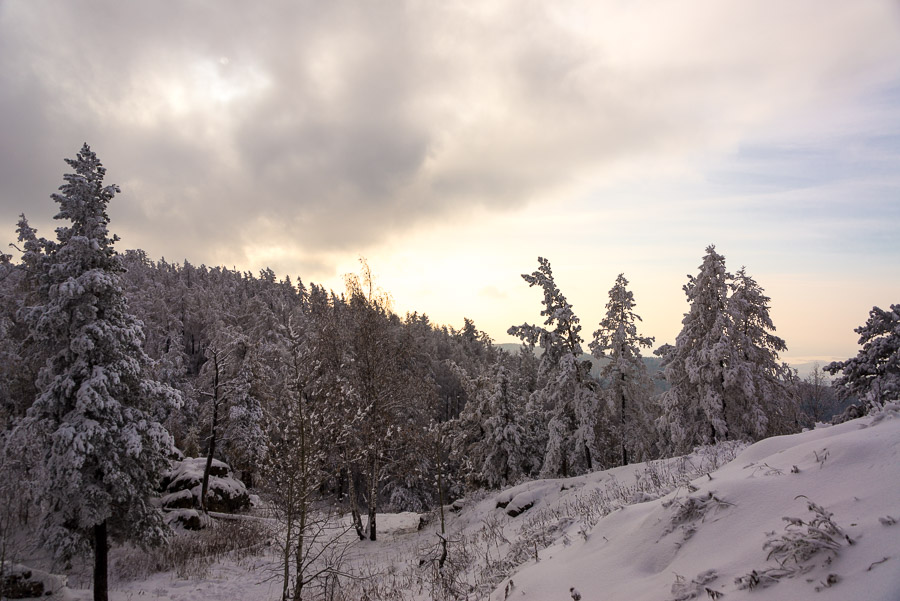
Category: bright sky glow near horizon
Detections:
[{"x1": 1, "y1": 1, "x2": 899, "y2": 366}]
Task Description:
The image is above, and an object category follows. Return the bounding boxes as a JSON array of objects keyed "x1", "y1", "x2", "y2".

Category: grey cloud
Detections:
[{"x1": 2, "y1": 0, "x2": 899, "y2": 278}]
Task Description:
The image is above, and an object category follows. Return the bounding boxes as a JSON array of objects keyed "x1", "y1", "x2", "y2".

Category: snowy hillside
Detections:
[
  {"x1": 28, "y1": 409, "x2": 899, "y2": 600},
  {"x1": 495, "y1": 410, "x2": 900, "y2": 601},
  {"x1": 341, "y1": 408, "x2": 900, "y2": 600}
]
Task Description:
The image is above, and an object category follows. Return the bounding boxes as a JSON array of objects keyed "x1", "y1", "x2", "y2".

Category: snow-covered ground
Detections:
[
  {"x1": 501, "y1": 411, "x2": 900, "y2": 601},
  {"x1": 26, "y1": 408, "x2": 900, "y2": 600}
]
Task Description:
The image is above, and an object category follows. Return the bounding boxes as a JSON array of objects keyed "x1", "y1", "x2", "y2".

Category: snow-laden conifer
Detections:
[
  {"x1": 725, "y1": 267, "x2": 796, "y2": 437},
  {"x1": 660, "y1": 248, "x2": 797, "y2": 453},
  {"x1": 452, "y1": 357, "x2": 539, "y2": 488},
  {"x1": 480, "y1": 364, "x2": 534, "y2": 486},
  {"x1": 659, "y1": 246, "x2": 733, "y2": 452},
  {"x1": 590, "y1": 274, "x2": 657, "y2": 465},
  {"x1": 12, "y1": 145, "x2": 181, "y2": 601},
  {"x1": 509, "y1": 257, "x2": 601, "y2": 477},
  {"x1": 825, "y1": 304, "x2": 900, "y2": 406}
]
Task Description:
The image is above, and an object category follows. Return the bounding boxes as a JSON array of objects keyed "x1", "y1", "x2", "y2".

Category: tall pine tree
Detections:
[
  {"x1": 659, "y1": 247, "x2": 797, "y2": 453},
  {"x1": 725, "y1": 267, "x2": 796, "y2": 437},
  {"x1": 590, "y1": 274, "x2": 657, "y2": 465},
  {"x1": 825, "y1": 304, "x2": 900, "y2": 406},
  {"x1": 13, "y1": 145, "x2": 180, "y2": 601},
  {"x1": 509, "y1": 257, "x2": 601, "y2": 477},
  {"x1": 658, "y1": 246, "x2": 733, "y2": 452}
]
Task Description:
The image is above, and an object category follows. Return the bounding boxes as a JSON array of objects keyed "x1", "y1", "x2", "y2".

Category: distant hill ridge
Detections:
[{"x1": 496, "y1": 342, "x2": 829, "y2": 380}]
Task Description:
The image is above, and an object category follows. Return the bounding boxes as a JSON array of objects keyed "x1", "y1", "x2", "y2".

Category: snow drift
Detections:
[{"x1": 492, "y1": 410, "x2": 900, "y2": 601}]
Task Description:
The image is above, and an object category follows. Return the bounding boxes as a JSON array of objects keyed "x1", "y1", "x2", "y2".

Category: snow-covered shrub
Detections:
[
  {"x1": 669, "y1": 569, "x2": 719, "y2": 601},
  {"x1": 662, "y1": 491, "x2": 734, "y2": 538},
  {"x1": 763, "y1": 498, "x2": 851, "y2": 568},
  {"x1": 830, "y1": 403, "x2": 869, "y2": 425},
  {"x1": 388, "y1": 485, "x2": 428, "y2": 513},
  {"x1": 164, "y1": 509, "x2": 212, "y2": 531},
  {"x1": 869, "y1": 400, "x2": 900, "y2": 425},
  {"x1": 736, "y1": 497, "x2": 852, "y2": 591},
  {"x1": 681, "y1": 440, "x2": 748, "y2": 475},
  {"x1": 0, "y1": 564, "x2": 67, "y2": 599}
]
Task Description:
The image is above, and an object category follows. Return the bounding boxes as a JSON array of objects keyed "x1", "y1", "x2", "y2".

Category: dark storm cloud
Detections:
[
  {"x1": 1, "y1": 0, "x2": 899, "y2": 278},
  {"x1": 0, "y1": 1, "x2": 450, "y2": 269}
]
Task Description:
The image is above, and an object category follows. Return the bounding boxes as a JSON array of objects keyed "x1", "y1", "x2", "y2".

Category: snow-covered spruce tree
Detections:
[
  {"x1": 222, "y1": 348, "x2": 266, "y2": 488},
  {"x1": 451, "y1": 355, "x2": 538, "y2": 488},
  {"x1": 659, "y1": 246, "x2": 733, "y2": 453},
  {"x1": 660, "y1": 248, "x2": 797, "y2": 453},
  {"x1": 479, "y1": 362, "x2": 538, "y2": 486},
  {"x1": 509, "y1": 257, "x2": 602, "y2": 478},
  {"x1": 12, "y1": 145, "x2": 180, "y2": 601},
  {"x1": 1, "y1": 217, "x2": 53, "y2": 423},
  {"x1": 726, "y1": 267, "x2": 798, "y2": 437},
  {"x1": 589, "y1": 273, "x2": 656, "y2": 465},
  {"x1": 825, "y1": 304, "x2": 900, "y2": 406}
]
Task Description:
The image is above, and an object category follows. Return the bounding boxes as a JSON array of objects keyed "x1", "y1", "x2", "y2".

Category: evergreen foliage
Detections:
[
  {"x1": 590, "y1": 274, "x2": 657, "y2": 464},
  {"x1": 659, "y1": 247, "x2": 797, "y2": 453},
  {"x1": 11, "y1": 145, "x2": 181, "y2": 600},
  {"x1": 659, "y1": 246, "x2": 733, "y2": 451},
  {"x1": 726, "y1": 268, "x2": 797, "y2": 437},
  {"x1": 509, "y1": 257, "x2": 603, "y2": 477},
  {"x1": 825, "y1": 304, "x2": 900, "y2": 405},
  {"x1": 452, "y1": 355, "x2": 539, "y2": 489}
]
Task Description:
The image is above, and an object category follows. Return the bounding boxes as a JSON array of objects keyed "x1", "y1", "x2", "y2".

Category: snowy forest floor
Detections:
[{"x1": 10, "y1": 406, "x2": 900, "y2": 601}]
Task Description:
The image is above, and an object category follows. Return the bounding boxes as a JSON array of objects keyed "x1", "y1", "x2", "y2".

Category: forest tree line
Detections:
[{"x1": 1, "y1": 145, "x2": 895, "y2": 600}]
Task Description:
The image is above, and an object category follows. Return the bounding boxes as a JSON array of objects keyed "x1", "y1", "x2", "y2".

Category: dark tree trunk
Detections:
[
  {"x1": 201, "y1": 404, "x2": 218, "y2": 511},
  {"x1": 241, "y1": 470, "x2": 254, "y2": 489},
  {"x1": 201, "y1": 352, "x2": 221, "y2": 513},
  {"x1": 621, "y1": 374, "x2": 628, "y2": 466},
  {"x1": 346, "y1": 463, "x2": 365, "y2": 540},
  {"x1": 368, "y1": 452, "x2": 378, "y2": 542},
  {"x1": 93, "y1": 521, "x2": 108, "y2": 601}
]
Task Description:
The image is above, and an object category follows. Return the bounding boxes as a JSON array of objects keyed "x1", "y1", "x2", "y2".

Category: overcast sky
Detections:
[{"x1": 2, "y1": 0, "x2": 899, "y2": 364}]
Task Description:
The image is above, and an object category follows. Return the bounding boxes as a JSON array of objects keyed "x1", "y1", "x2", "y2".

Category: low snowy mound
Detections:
[
  {"x1": 494, "y1": 414, "x2": 900, "y2": 601},
  {"x1": 1, "y1": 564, "x2": 67, "y2": 599},
  {"x1": 495, "y1": 480, "x2": 564, "y2": 516}
]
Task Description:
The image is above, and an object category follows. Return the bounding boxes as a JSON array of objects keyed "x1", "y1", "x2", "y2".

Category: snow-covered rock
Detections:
[
  {"x1": 164, "y1": 508, "x2": 213, "y2": 531},
  {"x1": 1, "y1": 564, "x2": 67, "y2": 599},
  {"x1": 160, "y1": 457, "x2": 250, "y2": 515}
]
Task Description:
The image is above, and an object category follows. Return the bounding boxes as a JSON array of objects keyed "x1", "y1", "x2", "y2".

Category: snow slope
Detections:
[
  {"x1": 493, "y1": 413, "x2": 900, "y2": 601},
  {"x1": 31, "y1": 409, "x2": 900, "y2": 600}
]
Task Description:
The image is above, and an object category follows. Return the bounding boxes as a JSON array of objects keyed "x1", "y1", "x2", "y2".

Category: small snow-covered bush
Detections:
[
  {"x1": 736, "y1": 497, "x2": 852, "y2": 591},
  {"x1": 869, "y1": 400, "x2": 900, "y2": 425},
  {"x1": 681, "y1": 440, "x2": 748, "y2": 475},
  {"x1": 0, "y1": 564, "x2": 66, "y2": 599},
  {"x1": 164, "y1": 508, "x2": 212, "y2": 531},
  {"x1": 831, "y1": 403, "x2": 869, "y2": 425},
  {"x1": 662, "y1": 491, "x2": 734, "y2": 540},
  {"x1": 669, "y1": 569, "x2": 719, "y2": 601},
  {"x1": 763, "y1": 497, "x2": 851, "y2": 568}
]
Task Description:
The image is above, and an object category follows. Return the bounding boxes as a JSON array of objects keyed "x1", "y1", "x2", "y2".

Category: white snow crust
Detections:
[{"x1": 38, "y1": 411, "x2": 900, "y2": 600}]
